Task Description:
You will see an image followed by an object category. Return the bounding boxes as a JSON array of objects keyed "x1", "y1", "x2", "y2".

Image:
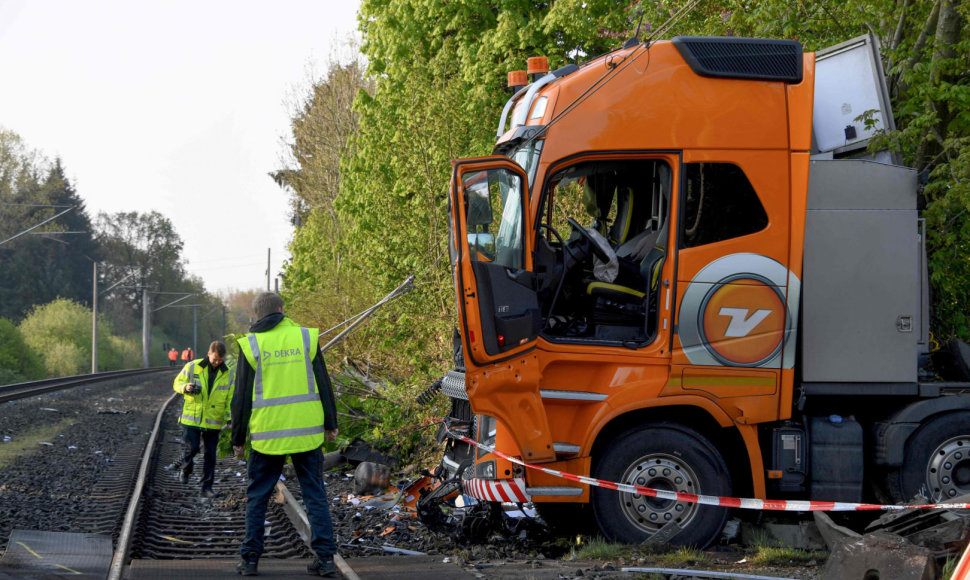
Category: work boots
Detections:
[
  {"x1": 235, "y1": 559, "x2": 258, "y2": 576},
  {"x1": 307, "y1": 557, "x2": 337, "y2": 577},
  {"x1": 179, "y1": 468, "x2": 190, "y2": 484}
]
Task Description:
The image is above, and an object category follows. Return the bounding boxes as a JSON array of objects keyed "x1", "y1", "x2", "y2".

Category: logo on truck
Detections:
[{"x1": 679, "y1": 254, "x2": 799, "y2": 368}]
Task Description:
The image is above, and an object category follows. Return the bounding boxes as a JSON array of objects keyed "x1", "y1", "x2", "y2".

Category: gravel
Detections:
[{"x1": 0, "y1": 374, "x2": 172, "y2": 552}]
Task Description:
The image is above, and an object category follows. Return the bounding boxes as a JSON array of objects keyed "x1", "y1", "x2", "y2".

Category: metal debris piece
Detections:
[
  {"x1": 864, "y1": 493, "x2": 970, "y2": 554},
  {"x1": 354, "y1": 461, "x2": 392, "y2": 496},
  {"x1": 620, "y1": 568, "x2": 797, "y2": 580}
]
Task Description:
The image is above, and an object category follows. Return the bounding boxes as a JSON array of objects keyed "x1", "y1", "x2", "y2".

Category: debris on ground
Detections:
[
  {"x1": 354, "y1": 461, "x2": 391, "y2": 495},
  {"x1": 817, "y1": 495, "x2": 970, "y2": 579},
  {"x1": 821, "y1": 531, "x2": 937, "y2": 580}
]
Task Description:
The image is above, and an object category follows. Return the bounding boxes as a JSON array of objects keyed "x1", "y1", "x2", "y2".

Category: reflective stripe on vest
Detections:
[
  {"x1": 248, "y1": 328, "x2": 317, "y2": 409},
  {"x1": 250, "y1": 424, "x2": 327, "y2": 441},
  {"x1": 181, "y1": 414, "x2": 200, "y2": 423}
]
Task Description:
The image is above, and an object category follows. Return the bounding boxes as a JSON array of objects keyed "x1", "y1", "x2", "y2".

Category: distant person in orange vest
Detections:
[
  {"x1": 181, "y1": 348, "x2": 190, "y2": 361},
  {"x1": 168, "y1": 348, "x2": 178, "y2": 366}
]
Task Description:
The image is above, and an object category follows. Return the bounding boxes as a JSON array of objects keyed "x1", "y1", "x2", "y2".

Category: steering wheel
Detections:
[{"x1": 566, "y1": 217, "x2": 612, "y2": 263}]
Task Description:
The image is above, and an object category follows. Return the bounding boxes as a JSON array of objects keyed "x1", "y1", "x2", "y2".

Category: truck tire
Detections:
[
  {"x1": 591, "y1": 423, "x2": 731, "y2": 547},
  {"x1": 890, "y1": 411, "x2": 970, "y2": 502}
]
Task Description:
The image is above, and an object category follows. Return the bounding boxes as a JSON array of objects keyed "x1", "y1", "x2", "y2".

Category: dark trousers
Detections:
[
  {"x1": 240, "y1": 448, "x2": 335, "y2": 563},
  {"x1": 180, "y1": 426, "x2": 219, "y2": 491}
]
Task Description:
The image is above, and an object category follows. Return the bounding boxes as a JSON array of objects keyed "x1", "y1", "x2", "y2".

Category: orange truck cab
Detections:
[{"x1": 433, "y1": 35, "x2": 970, "y2": 546}]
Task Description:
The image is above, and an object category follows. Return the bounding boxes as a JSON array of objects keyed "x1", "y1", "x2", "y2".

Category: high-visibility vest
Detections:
[
  {"x1": 168, "y1": 350, "x2": 178, "y2": 361},
  {"x1": 173, "y1": 359, "x2": 235, "y2": 429},
  {"x1": 237, "y1": 318, "x2": 325, "y2": 455},
  {"x1": 181, "y1": 349, "x2": 189, "y2": 361}
]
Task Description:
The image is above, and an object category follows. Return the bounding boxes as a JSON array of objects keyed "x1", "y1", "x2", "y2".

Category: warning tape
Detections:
[{"x1": 441, "y1": 421, "x2": 970, "y2": 512}]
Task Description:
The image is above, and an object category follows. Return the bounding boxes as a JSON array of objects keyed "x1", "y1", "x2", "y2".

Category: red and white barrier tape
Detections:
[{"x1": 441, "y1": 421, "x2": 970, "y2": 512}]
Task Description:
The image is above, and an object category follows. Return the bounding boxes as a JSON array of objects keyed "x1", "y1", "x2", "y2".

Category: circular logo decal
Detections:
[{"x1": 679, "y1": 254, "x2": 799, "y2": 368}]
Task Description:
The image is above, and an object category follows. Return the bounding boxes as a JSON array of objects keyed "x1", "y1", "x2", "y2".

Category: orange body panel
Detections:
[{"x1": 454, "y1": 41, "x2": 817, "y2": 502}]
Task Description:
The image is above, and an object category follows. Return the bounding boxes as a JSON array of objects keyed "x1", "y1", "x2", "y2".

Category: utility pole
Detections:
[
  {"x1": 222, "y1": 305, "x2": 227, "y2": 339},
  {"x1": 266, "y1": 248, "x2": 271, "y2": 291},
  {"x1": 274, "y1": 277, "x2": 279, "y2": 293},
  {"x1": 142, "y1": 285, "x2": 150, "y2": 368},
  {"x1": 91, "y1": 261, "x2": 98, "y2": 373},
  {"x1": 192, "y1": 304, "x2": 198, "y2": 355}
]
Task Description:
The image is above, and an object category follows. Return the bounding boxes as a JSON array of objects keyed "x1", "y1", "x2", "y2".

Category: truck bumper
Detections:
[{"x1": 462, "y1": 476, "x2": 529, "y2": 503}]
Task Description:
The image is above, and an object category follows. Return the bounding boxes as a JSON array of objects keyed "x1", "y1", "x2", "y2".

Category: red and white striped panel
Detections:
[{"x1": 462, "y1": 477, "x2": 530, "y2": 503}]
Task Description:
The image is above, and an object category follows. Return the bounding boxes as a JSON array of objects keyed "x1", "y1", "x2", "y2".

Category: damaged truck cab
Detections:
[{"x1": 437, "y1": 36, "x2": 970, "y2": 546}]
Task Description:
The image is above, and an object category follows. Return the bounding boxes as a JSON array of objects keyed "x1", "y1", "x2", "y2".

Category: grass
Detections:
[
  {"x1": 572, "y1": 537, "x2": 629, "y2": 560},
  {"x1": 653, "y1": 546, "x2": 709, "y2": 567},
  {"x1": 942, "y1": 556, "x2": 957, "y2": 580},
  {"x1": 0, "y1": 418, "x2": 77, "y2": 469},
  {"x1": 749, "y1": 545, "x2": 820, "y2": 566}
]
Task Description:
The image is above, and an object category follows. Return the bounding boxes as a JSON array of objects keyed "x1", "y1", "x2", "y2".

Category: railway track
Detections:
[
  {"x1": 112, "y1": 394, "x2": 314, "y2": 571},
  {"x1": 0, "y1": 370, "x2": 514, "y2": 579},
  {"x1": 0, "y1": 367, "x2": 171, "y2": 404}
]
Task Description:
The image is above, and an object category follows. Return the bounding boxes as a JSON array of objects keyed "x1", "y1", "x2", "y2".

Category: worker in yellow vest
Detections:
[
  {"x1": 231, "y1": 292, "x2": 338, "y2": 577},
  {"x1": 173, "y1": 340, "x2": 233, "y2": 498}
]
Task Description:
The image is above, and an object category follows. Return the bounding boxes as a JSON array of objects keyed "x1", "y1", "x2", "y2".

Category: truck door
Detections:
[
  {"x1": 450, "y1": 157, "x2": 540, "y2": 366},
  {"x1": 674, "y1": 152, "x2": 797, "y2": 373}
]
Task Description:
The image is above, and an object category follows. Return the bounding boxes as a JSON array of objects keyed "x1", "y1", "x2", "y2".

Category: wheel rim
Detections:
[
  {"x1": 617, "y1": 453, "x2": 700, "y2": 535},
  {"x1": 926, "y1": 435, "x2": 970, "y2": 500}
]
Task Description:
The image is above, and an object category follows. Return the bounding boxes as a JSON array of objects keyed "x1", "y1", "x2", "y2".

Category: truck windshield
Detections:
[{"x1": 510, "y1": 139, "x2": 544, "y2": 187}]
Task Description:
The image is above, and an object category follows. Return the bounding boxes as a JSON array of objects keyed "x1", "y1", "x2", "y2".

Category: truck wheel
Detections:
[
  {"x1": 892, "y1": 412, "x2": 970, "y2": 502},
  {"x1": 591, "y1": 424, "x2": 731, "y2": 547}
]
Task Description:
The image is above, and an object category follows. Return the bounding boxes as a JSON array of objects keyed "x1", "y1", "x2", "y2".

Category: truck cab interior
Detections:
[{"x1": 535, "y1": 159, "x2": 671, "y2": 346}]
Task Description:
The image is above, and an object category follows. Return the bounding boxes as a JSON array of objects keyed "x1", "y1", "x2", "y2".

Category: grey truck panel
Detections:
[{"x1": 801, "y1": 160, "x2": 919, "y2": 384}]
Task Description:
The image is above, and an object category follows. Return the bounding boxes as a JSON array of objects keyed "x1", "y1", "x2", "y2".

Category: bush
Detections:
[
  {"x1": 19, "y1": 298, "x2": 135, "y2": 375},
  {"x1": 0, "y1": 318, "x2": 45, "y2": 380}
]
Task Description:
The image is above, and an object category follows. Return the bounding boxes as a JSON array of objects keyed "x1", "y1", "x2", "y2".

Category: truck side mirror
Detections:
[{"x1": 467, "y1": 233, "x2": 496, "y2": 261}]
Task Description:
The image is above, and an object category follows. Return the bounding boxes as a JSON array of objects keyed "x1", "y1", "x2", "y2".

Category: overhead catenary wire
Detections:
[{"x1": 0, "y1": 206, "x2": 76, "y2": 246}]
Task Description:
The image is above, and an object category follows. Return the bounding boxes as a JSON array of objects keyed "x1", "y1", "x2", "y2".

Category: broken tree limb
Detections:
[{"x1": 321, "y1": 275, "x2": 414, "y2": 353}]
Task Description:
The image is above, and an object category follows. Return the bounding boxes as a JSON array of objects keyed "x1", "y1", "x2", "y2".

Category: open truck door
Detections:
[
  {"x1": 449, "y1": 156, "x2": 554, "y2": 463},
  {"x1": 450, "y1": 157, "x2": 540, "y2": 365}
]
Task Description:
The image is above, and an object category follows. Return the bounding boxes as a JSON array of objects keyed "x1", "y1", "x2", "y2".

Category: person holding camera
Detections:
[{"x1": 173, "y1": 340, "x2": 234, "y2": 498}]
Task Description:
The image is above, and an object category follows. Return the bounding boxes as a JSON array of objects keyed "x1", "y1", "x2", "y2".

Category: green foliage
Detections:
[
  {"x1": 0, "y1": 318, "x2": 44, "y2": 380},
  {"x1": 18, "y1": 298, "x2": 136, "y2": 376}
]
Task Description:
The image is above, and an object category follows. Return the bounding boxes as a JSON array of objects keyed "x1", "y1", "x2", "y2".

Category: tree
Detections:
[{"x1": 0, "y1": 130, "x2": 100, "y2": 320}]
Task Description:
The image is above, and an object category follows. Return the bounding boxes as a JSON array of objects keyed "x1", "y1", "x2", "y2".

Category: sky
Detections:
[{"x1": 0, "y1": 0, "x2": 361, "y2": 293}]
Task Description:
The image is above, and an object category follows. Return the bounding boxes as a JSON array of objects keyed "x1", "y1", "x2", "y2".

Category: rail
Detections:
[
  {"x1": 107, "y1": 392, "x2": 177, "y2": 580},
  {"x1": 0, "y1": 367, "x2": 173, "y2": 403}
]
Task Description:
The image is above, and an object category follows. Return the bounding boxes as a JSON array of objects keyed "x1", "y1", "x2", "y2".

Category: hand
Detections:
[
  {"x1": 325, "y1": 429, "x2": 338, "y2": 442},
  {"x1": 233, "y1": 445, "x2": 245, "y2": 458}
]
